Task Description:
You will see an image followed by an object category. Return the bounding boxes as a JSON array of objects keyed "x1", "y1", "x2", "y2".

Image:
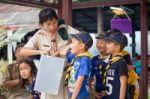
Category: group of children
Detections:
[
  {"x1": 0, "y1": 7, "x2": 140, "y2": 99},
  {"x1": 62, "y1": 29, "x2": 139, "y2": 99}
]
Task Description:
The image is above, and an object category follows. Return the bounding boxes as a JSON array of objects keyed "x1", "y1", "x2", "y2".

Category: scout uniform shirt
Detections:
[
  {"x1": 90, "y1": 55, "x2": 108, "y2": 93},
  {"x1": 24, "y1": 29, "x2": 69, "y2": 55},
  {"x1": 65, "y1": 51, "x2": 92, "y2": 99},
  {"x1": 105, "y1": 55, "x2": 129, "y2": 99}
]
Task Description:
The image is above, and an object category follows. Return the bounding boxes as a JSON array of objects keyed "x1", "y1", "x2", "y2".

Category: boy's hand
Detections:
[
  {"x1": 99, "y1": 90, "x2": 107, "y2": 96},
  {"x1": 95, "y1": 92, "x2": 102, "y2": 99},
  {"x1": 95, "y1": 91, "x2": 107, "y2": 99}
]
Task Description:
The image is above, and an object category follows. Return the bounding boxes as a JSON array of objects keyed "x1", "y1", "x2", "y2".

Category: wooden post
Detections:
[
  {"x1": 58, "y1": 0, "x2": 72, "y2": 25},
  {"x1": 140, "y1": 0, "x2": 148, "y2": 99},
  {"x1": 97, "y1": 7, "x2": 103, "y2": 33}
]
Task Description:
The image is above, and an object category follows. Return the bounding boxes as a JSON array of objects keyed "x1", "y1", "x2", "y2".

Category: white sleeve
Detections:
[{"x1": 24, "y1": 33, "x2": 39, "y2": 49}]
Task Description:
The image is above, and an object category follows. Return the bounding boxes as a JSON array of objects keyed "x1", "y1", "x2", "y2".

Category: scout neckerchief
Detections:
[
  {"x1": 102, "y1": 52, "x2": 124, "y2": 84},
  {"x1": 98, "y1": 54, "x2": 109, "y2": 78},
  {"x1": 26, "y1": 78, "x2": 40, "y2": 99},
  {"x1": 64, "y1": 51, "x2": 92, "y2": 86},
  {"x1": 121, "y1": 50, "x2": 129, "y2": 56}
]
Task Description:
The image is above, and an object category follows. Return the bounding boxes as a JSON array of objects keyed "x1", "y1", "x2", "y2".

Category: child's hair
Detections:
[
  {"x1": 106, "y1": 28, "x2": 121, "y2": 36},
  {"x1": 96, "y1": 32, "x2": 107, "y2": 39},
  {"x1": 119, "y1": 44, "x2": 125, "y2": 51},
  {"x1": 19, "y1": 57, "x2": 37, "y2": 87},
  {"x1": 39, "y1": 8, "x2": 58, "y2": 25},
  {"x1": 105, "y1": 29, "x2": 128, "y2": 51}
]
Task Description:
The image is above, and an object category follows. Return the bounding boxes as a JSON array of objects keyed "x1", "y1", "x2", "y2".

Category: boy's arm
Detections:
[
  {"x1": 88, "y1": 60, "x2": 95, "y2": 95},
  {"x1": 20, "y1": 47, "x2": 48, "y2": 57},
  {"x1": 88, "y1": 78, "x2": 95, "y2": 95},
  {"x1": 71, "y1": 76, "x2": 84, "y2": 99},
  {"x1": 117, "y1": 59, "x2": 128, "y2": 99},
  {"x1": 119, "y1": 75, "x2": 127, "y2": 99},
  {"x1": 88, "y1": 78, "x2": 102, "y2": 98}
]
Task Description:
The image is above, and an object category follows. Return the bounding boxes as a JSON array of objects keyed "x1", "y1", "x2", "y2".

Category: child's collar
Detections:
[
  {"x1": 75, "y1": 51, "x2": 92, "y2": 59},
  {"x1": 121, "y1": 50, "x2": 129, "y2": 56},
  {"x1": 110, "y1": 50, "x2": 129, "y2": 63},
  {"x1": 99, "y1": 53, "x2": 109, "y2": 60},
  {"x1": 112, "y1": 50, "x2": 128, "y2": 58}
]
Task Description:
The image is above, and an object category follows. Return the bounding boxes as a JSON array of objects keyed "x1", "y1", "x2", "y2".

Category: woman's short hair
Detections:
[{"x1": 39, "y1": 8, "x2": 58, "y2": 25}]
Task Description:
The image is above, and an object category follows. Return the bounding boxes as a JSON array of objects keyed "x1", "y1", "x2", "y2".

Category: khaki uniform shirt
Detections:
[
  {"x1": 24, "y1": 29, "x2": 69, "y2": 54},
  {"x1": 3, "y1": 63, "x2": 19, "y2": 81}
]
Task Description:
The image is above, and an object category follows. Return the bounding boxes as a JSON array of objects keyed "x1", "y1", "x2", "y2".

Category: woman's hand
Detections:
[
  {"x1": 39, "y1": 50, "x2": 49, "y2": 55},
  {"x1": 51, "y1": 51, "x2": 60, "y2": 57}
]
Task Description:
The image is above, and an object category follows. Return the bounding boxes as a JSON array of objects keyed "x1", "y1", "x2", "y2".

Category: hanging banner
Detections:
[
  {"x1": 111, "y1": 18, "x2": 132, "y2": 34},
  {"x1": 111, "y1": 6, "x2": 133, "y2": 34}
]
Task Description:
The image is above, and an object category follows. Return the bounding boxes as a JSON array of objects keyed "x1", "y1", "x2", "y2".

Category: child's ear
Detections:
[
  {"x1": 116, "y1": 44, "x2": 121, "y2": 50},
  {"x1": 80, "y1": 43, "x2": 86, "y2": 50}
]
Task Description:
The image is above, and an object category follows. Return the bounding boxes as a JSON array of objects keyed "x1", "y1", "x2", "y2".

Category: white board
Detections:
[{"x1": 34, "y1": 55, "x2": 65, "y2": 95}]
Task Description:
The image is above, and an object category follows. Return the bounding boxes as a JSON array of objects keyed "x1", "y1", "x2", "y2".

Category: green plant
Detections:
[
  {"x1": 0, "y1": 60, "x2": 8, "y2": 98},
  {"x1": 0, "y1": 60, "x2": 7, "y2": 76}
]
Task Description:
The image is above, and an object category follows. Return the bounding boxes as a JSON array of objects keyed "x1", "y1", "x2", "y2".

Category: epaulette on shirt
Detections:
[{"x1": 36, "y1": 30, "x2": 45, "y2": 35}]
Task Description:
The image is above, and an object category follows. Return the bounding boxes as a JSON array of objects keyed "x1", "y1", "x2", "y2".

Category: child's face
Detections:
[
  {"x1": 70, "y1": 38, "x2": 85, "y2": 55},
  {"x1": 106, "y1": 41, "x2": 118, "y2": 54},
  {"x1": 96, "y1": 39, "x2": 107, "y2": 54},
  {"x1": 42, "y1": 18, "x2": 58, "y2": 33},
  {"x1": 19, "y1": 63, "x2": 32, "y2": 80}
]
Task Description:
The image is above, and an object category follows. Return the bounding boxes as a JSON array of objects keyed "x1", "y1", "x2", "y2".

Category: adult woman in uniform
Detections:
[{"x1": 20, "y1": 8, "x2": 78, "y2": 99}]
